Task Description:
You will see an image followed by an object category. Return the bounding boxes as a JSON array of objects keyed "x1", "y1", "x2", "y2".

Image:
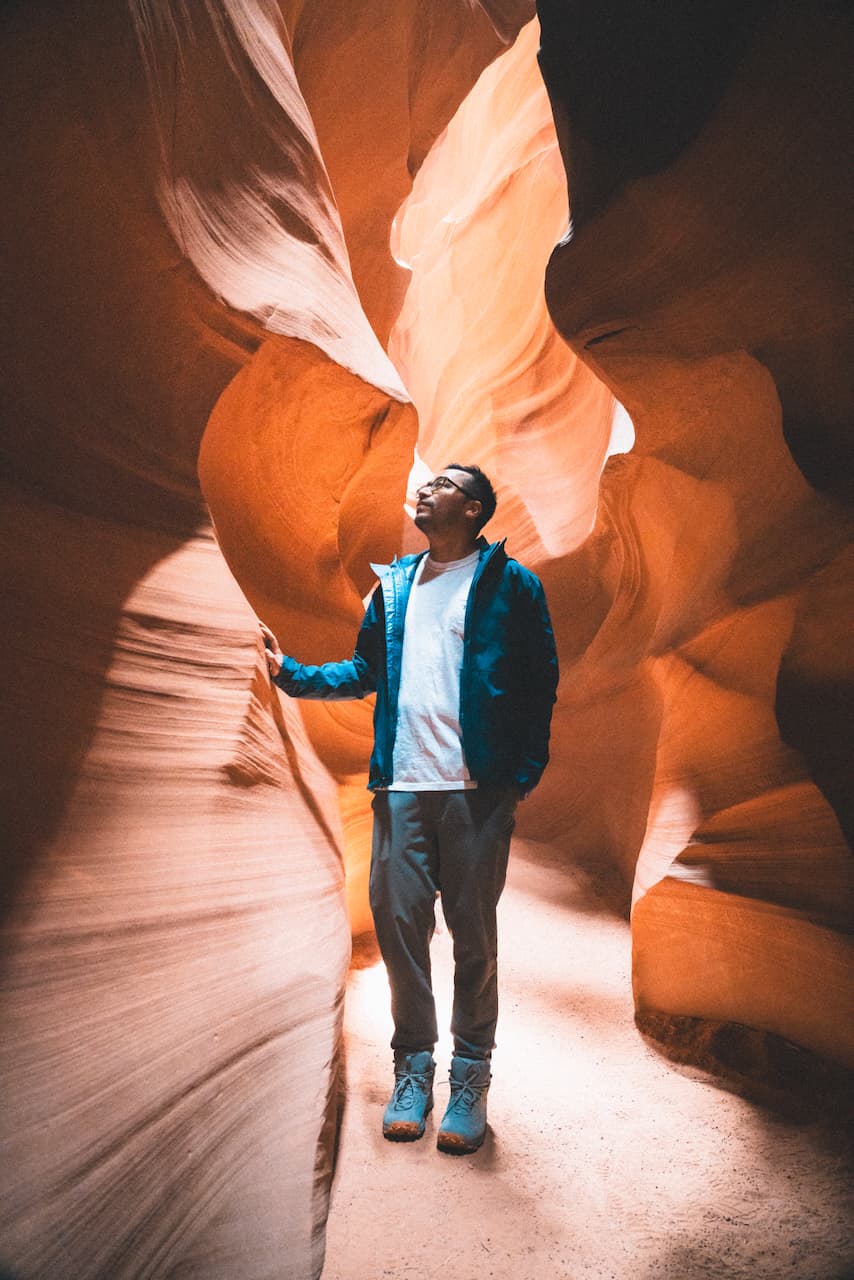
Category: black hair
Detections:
[{"x1": 444, "y1": 463, "x2": 497, "y2": 530}]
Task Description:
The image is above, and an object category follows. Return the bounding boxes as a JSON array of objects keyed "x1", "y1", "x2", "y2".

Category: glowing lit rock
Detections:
[
  {"x1": 390, "y1": 19, "x2": 618, "y2": 560},
  {"x1": 387, "y1": 8, "x2": 853, "y2": 1074},
  {"x1": 535, "y1": 3, "x2": 854, "y2": 1068},
  {"x1": 2, "y1": 1, "x2": 851, "y2": 1276},
  {"x1": 0, "y1": 2, "x2": 532, "y2": 1275}
]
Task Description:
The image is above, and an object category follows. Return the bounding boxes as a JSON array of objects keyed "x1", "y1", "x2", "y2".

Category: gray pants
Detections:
[{"x1": 369, "y1": 787, "x2": 517, "y2": 1061}]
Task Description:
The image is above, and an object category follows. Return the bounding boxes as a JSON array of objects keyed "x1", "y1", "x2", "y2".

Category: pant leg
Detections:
[
  {"x1": 369, "y1": 790, "x2": 441, "y2": 1054},
  {"x1": 436, "y1": 786, "x2": 517, "y2": 1060}
]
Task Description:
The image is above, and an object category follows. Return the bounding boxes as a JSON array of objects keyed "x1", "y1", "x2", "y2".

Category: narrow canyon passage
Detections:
[
  {"x1": 322, "y1": 838, "x2": 853, "y2": 1280},
  {"x1": 2, "y1": 6, "x2": 852, "y2": 1276}
]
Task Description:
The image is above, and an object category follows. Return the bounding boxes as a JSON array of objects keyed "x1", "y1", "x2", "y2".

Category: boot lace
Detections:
[
  {"x1": 392, "y1": 1067, "x2": 431, "y2": 1111},
  {"x1": 446, "y1": 1070, "x2": 489, "y2": 1115}
]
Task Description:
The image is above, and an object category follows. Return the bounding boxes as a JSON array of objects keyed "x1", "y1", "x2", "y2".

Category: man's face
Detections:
[{"x1": 413, "y1": 469, "x2": 481, "y2": 537}]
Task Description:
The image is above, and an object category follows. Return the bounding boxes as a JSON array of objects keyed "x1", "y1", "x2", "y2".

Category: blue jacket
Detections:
[{"x1": 274, "y1": 537, "x2": 559, "y2": 793}]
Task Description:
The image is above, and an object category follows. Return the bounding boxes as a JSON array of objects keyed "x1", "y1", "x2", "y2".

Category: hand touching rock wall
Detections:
[{"x1": 0, "y1": 2, "x2": 529, "y2": 1276}]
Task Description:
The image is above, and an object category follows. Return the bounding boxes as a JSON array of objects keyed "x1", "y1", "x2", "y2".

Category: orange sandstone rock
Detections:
[
  {"x1": 1, "y1": 1, "x2": 852, "y2": 1276},
  {"x1": 0, "y1": 2, "x2": 530, "y2": 1276},
  {"x1": 535, "y1": 2, "x2": 854, "y2": 1068}
]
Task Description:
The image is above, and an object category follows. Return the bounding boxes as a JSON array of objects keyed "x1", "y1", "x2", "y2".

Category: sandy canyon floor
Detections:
[{"x1": 321, "y1": 837, "x2": 852, "y2": 1280}]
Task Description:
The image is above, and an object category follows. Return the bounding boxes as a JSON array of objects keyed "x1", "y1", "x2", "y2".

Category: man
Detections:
[{"x1": 260, "y1": 464, "x2": 558, "y2": 1154}]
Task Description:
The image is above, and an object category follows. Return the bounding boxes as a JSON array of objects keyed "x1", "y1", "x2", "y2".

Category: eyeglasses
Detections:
[{"x1": 418, "y1": 475, "x2": 476, "y2": 499}]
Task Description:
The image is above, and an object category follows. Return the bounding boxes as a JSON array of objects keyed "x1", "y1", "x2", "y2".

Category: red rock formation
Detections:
[
  {"x1": 386, "y1": 7, "x2": 853, "y2": 1078},
  {"x1": 0, "y1": 2, "x2": 531, "y2": 1275},
  {"x1": 1, "y1": 0, "x2": 851, "y2": 1276},
  {"x1": 535, "y1": 0, "x2": 854, "y2": 1070}
]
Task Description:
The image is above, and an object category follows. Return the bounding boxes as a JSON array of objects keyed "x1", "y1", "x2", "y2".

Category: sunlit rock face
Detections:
[
  {"x1": 385, "y1": 5, "x2": 853, "y2": 1074},
  {"x1": 0, "y1": 2, "x2": 531, "y2": 1276},
  {"x1": 1, "y1": 1, "x2": 851, "y2": 1276},
  {"x1": 390, "y1": 20, "x2": 618, "y2": 562},
  {"x1": 534, "y1": 0, "x2": 853, "y2": 1069}
]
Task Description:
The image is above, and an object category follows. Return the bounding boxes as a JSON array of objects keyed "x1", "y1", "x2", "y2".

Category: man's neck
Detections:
[{"x1": 426, "y1": 532, "x2": 480, "y2": 564}]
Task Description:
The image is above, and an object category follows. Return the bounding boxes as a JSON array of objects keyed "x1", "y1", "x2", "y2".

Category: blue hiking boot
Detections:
[
  {"x1": 382, "y1": 1050, "x2": 435, "y2": 1141},
  {"x1": 436, "y1": 1056, "x2": 491, "y2": 1154}
]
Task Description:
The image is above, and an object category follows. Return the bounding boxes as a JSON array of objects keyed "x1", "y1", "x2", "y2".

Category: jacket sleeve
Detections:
[
  {"x1": 272, "y1": 589, "x2": 382, "y2": 700},
  {"x1": 514, "y1": 575, "x2": 559, "y2": 794}
]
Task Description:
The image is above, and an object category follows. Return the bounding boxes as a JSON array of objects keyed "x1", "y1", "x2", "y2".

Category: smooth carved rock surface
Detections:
[
  {"x1": 1, "y1": 2, "x2": 852, "y2": 1278},
  {"x1": 389, "y1": 19, "x2": 618, "y2": 562},
  {"x1": 386, "y1": 6, "x2": 853, "y2": 1075},
  {"x1": 0, "y1": 2, "x2": 530, "y2": 1277},
  {"x1": 535, "y1": 2, "x2": 854, "y2": 1065}
]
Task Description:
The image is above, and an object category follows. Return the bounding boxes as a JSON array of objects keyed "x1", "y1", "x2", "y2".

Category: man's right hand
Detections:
[{"x1": 258, "y1": 620, "x2": 283, "y2": 678}]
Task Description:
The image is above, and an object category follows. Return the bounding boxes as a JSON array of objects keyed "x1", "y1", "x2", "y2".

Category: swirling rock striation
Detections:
[
  {"x1": 536, "y1": 0, "x2": 854, "y2": 1072},
  {"x1": 1, "y1": 2, "x2": 852, "y2": 1277},
  {"x1": 0, "y1": 2, "x2": 531, "y2": 1277}
]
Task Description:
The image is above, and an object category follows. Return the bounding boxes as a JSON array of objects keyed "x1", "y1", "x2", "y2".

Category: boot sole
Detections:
[
  {"x1": 383, "y1": 1098, "x2": 433, "y2": 1142},
  {"x1": 383, "y1": 1122, "x2": 427, "y2": 1142},
  {"x1": 436, "y1": 1130, "x2": 485, "y2": 1155}
]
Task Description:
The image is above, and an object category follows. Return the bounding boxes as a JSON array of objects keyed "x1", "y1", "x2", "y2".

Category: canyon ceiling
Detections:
[{"x1": 1, "y1": 2, "x2": 852, "y2": 1278}]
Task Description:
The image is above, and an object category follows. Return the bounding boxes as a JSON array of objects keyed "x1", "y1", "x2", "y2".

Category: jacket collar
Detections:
[{"x1": 370, "y1": 536, "x2": 505, "y2": 581}]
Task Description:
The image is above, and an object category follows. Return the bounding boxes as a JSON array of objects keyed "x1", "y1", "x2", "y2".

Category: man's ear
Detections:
[{"x1": 465, "y1": 500, "x2": 482, "y2": 526}]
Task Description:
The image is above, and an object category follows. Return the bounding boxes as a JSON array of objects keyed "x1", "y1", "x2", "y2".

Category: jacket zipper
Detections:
[{"x1": 460, "y1": 539, "x2": 505, "y2": 747}]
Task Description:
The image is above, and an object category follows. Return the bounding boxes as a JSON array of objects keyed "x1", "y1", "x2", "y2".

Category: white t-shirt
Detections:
[{"x1": 389, "y1": 549, "x2": 479, "y2": 791}]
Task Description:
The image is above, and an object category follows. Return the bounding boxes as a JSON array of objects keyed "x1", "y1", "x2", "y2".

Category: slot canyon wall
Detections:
[{"x1": 1, "y1": 3, "x2": 851, "y2": 1279}]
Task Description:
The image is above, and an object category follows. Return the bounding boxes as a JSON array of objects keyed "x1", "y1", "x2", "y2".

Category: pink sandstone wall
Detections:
[
  {"x1": 0, "y1": 2, "x2": 531, "y2": 1275},
  {"x1": 535, "y1": 0, "x2": 853, "y2": 1067},
  {"x1": 0, "y1": 1, "x2": 851, "y2": 1276}
]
